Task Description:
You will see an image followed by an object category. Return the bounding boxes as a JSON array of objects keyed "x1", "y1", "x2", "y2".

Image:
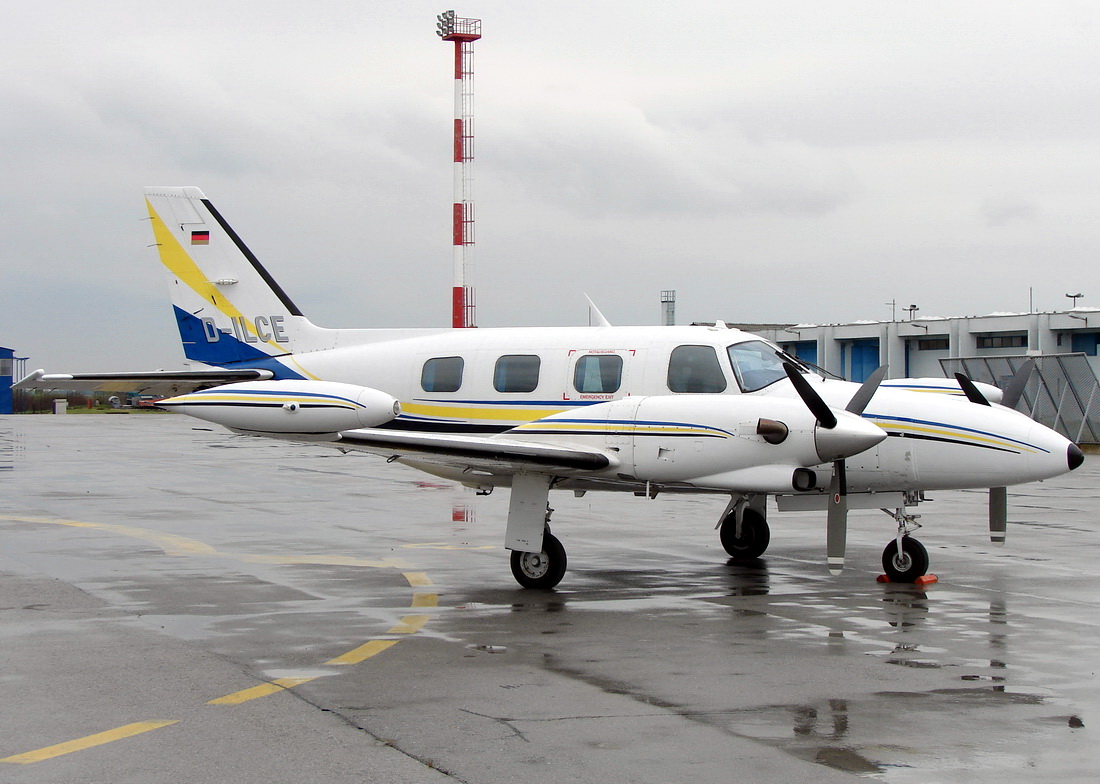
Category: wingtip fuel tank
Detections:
[{"x1": 158, "y1": 380, "x2": 400, "y2": 435}]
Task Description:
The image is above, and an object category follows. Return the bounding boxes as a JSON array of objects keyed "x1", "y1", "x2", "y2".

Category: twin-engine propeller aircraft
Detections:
[{"x1": 18, "y1": 187, "x2": 1084, "y2": 589}]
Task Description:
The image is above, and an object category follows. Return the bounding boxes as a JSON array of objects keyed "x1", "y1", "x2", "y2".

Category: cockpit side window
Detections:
[
  {"x1": 667, "y1": 345, "x2": 727, "y2": 393},
  {"x1": 727, "y1": 340, "x2": 788, "y2": 392}
]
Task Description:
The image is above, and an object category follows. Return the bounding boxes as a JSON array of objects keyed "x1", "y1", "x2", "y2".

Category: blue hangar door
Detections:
[{"x1": 849, "y1": 339, "x2": 880, "y2": 383}]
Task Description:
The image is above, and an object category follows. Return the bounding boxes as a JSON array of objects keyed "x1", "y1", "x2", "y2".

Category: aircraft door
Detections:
[{"x1": 565, "y1": 349, "x2": 638, "y2": 476}]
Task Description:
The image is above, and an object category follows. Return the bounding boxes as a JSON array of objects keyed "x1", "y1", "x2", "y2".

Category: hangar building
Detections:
[
  {"x1": 732, "y1": 308, "x2": 1100, "y2": 444},
  {"x1": 1, "y1": 345, "x2": 15, "y2": 415}
]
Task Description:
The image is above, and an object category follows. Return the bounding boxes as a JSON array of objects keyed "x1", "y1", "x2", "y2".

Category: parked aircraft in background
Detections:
[{"x1": 17, "y1": 187, "x2": 1084, "y2": 588}]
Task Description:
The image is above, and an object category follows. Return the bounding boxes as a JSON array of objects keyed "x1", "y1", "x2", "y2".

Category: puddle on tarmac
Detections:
[{"x1": 720, "y1": 686, "x2": 1057, "y2": 778}]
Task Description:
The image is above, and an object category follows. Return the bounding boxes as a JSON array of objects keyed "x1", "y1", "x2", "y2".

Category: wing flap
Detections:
[{"x1": 335, "y1": 429, "x2": 615, "y2": 473}]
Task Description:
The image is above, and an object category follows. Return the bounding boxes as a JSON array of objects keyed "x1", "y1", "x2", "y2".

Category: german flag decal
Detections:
[{"x1": 191, "y1": 230, "x2": 210, "y2": 245}]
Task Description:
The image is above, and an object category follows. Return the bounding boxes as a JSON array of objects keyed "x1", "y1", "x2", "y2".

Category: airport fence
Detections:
[{"x1": 940, "y1": 353, "x2": 1100, "y2": 444}]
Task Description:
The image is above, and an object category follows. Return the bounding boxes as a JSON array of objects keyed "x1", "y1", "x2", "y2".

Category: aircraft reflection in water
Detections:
[{"x1": 17, "y1": 187, "x2": 1084, "y2": 588}]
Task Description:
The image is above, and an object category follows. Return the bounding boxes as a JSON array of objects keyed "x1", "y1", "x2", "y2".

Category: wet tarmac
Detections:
[{"x1": 1, "y1": 413, "x2": 1096, "y2": 782}]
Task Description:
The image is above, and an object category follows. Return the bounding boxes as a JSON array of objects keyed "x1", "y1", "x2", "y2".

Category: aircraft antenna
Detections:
[{"x1": 436, "y1": 10, "x2": 482, "y2": 328}]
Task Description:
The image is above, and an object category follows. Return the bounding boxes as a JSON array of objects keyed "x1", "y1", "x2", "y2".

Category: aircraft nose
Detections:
[{"x1": 1068, "y1": 443, "x2": 1085, "y2": 471}]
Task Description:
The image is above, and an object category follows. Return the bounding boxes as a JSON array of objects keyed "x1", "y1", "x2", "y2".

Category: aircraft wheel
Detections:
[
  {"x1": 881, "y1": 537, "x2": 929, "y2": 583},
  {"x1": 510, "y1": 532, "x2": 567, "y2": 589},
  {"x1": 720, "y1": 508, "x2": 771, "y2": 560}
]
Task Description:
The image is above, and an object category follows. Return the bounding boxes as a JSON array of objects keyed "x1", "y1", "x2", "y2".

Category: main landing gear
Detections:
[
  {"x1": 510, "y1": 527, "x2": 567, "y2": 589},
  {"x1": 880, "y1": 506, "x2": 929, "y2": 583},
  {"x1": 719, "y1": 502, "x2": 771, "y2": 560}
]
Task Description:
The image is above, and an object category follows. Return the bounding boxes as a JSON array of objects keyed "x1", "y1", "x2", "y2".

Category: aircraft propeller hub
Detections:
[{"x1": 813, "y1": 413, "x2": 887, "y2": 463}]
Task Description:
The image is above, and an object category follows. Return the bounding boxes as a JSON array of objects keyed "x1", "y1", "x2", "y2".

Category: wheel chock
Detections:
[{"x1": 876, "y1": 574, "x2": 939, "y2": 586}]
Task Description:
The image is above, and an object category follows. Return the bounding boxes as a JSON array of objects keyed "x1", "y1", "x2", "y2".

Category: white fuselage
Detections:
[{"x1": 186, "y1": 323, "x2": 1075, "y2": 496}]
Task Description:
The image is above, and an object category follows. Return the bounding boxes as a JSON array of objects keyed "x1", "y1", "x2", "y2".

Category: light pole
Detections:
[
  {"x1": 436, "y1": 10, "x2": 482, "y2": 328},
  {"x1": 1066, "y1": 292, "x2": 1084, "y2": 309}
]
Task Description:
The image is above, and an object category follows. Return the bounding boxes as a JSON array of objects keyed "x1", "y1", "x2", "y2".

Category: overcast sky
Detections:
[{"x1": 3, "y1": 1, "x2": 1099, "y2": 371}]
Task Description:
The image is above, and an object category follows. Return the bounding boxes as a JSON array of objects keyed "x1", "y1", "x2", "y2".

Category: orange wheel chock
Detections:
[{"x1": 876, "y1": 574, "x2": 939, "y2": 586}]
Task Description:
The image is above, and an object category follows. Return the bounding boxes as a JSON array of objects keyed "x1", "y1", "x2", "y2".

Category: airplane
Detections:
[{"x1": 16, "y1": 186, "x2": 1084, "y2": 589}]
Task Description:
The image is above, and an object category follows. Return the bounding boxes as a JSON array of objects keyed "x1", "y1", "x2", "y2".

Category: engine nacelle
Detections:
[
  {"x1": 158, "y1": 380, "x2": 400, "y2": 434},
  {"x1": 506, "y1": 393, "x2": 886, "y2": 491}
]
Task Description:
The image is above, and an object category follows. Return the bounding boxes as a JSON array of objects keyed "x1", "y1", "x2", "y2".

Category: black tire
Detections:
[
  {"x1": 510, "y1": 532, "x2": 567, "y2": 589},
  {"x1": 720, "y1": 508, "x2": 771, "y2": 560},
  {"x1": 881, "y1": 537, "x2": 929, "y2": 583}
]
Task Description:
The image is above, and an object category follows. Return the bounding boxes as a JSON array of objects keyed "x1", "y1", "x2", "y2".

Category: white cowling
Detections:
[{"x1": 158, "y1": 380, "x2": 400, "y2": 434}]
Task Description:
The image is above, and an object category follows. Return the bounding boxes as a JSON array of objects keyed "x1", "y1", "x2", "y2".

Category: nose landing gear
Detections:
[{"x1": 880, "y1": 506, "x2": 929, "y2": 583}]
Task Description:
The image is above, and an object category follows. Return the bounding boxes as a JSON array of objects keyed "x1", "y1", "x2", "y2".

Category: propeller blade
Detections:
[
  {"x1": 954, "y1": 372, "x2": 992, "y2": 406},
  {"x1": 782, "y1": 364, "x2": 875, "y2": 575},
  {"x1": 989, "y1": 486, "x2": 1007, "y2": 545},
  {"x1": 783, "y1": 363, "x2": 837, "y2": 429},
  {"x1": 827, "y1": 459, "x2": 848, "y2": 574},
  {"x1": 1000, "y1": 359, "x2": 1036, "y2": 409},
  {"x1": 845, "y1": 365, "x2": 889, "y2": 415}
]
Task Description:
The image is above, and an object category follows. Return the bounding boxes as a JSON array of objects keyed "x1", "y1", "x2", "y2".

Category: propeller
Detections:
[
  {"x1": 783, "y1": 363, "x2": 837, "y2": 428},
  {"x1": 986, "y1": 360, "x2": 1036, "y2": 545},
  {"x1": 1000, "y1": 358, "x2": 1035, "y2": 410},
  {"x1": 954, "y1": 372, "x2": 991, "y2": 406},
  {"x1": 784, "y1": 364, "x2": 888, "y2": 574}
]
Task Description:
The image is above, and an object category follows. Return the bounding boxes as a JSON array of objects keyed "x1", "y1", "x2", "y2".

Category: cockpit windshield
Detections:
[{"x1": 727, "y1": 340, "x2": 789, "y2": 392}]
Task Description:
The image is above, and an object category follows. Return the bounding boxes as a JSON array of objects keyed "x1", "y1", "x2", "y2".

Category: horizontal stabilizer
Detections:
[{"x1": 14, "y1": 368, "x2": 273, "y2": 396}]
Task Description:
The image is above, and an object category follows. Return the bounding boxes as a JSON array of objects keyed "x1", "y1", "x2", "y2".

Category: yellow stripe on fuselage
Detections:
[
  {"x1": 871, "y1": 419, "x2": 1035, "y2": 453},
  {"x1": 399, "y1": 402, "x2": 567, "y2": 423},
  {"x1": 513, "y1": 421, "x2": 725, "y2": 438}
]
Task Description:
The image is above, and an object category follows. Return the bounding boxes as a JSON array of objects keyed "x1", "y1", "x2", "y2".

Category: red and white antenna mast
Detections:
[{"x1": 436, "y1": 10, "x2": 481, "y2": 328}]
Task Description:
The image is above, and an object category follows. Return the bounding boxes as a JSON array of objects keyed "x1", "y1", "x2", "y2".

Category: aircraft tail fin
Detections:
[{"x1": 144, "y1": 186, "x2": 336, "y2": 370}]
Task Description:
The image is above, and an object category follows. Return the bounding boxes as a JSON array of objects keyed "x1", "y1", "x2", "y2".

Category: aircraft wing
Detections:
[
  {"x1": 14, "y1": 368, "x2": 274, "y2": 396},
  {"x1": 334, "y1": 429, "x2": 615, "y2": 476}
]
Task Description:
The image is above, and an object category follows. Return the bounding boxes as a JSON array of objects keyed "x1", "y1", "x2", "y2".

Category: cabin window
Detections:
[
  {"x1": 727, "y1": 340, "x2": 787, "y2": 392},
  {"x1": 667, "y1": 345, "x2": 727, "y2": 393},
  {"x1": 421, "y1": 356, "x2": 464, "y2": 393},
  {"x1": 494, "y1": 355, "x2": 541, "y2": 393},
  {"x1": 574, "y1": 354, "x2": 623, "y2": 394}
]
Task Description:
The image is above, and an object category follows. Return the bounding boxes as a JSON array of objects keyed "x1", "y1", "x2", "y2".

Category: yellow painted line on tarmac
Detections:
[
  {"x1": 207, "y1": 677, "x2": 317, "y2": 706},
  {"x1": 0, "y1": 721, "x2": 178, "y2": 765},
  {"x1": 1, "y1": 515, "x2": 441, "y2": 739},
  {"x1": 388, "y1": 615, "x2": 430, "y2": 634},
  {"x1": 403, "y1": 571, "x2": 433, "y2": 587},
  {"x1": 0, "y1": 515, "x2": 411, "y2": 569},
  {"x1": 325, "y1": 639, "x2": 399, "y2": 666}
]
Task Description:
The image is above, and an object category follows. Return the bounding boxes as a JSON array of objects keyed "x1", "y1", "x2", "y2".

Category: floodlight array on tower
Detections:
[{"x1": 436, "y1": 10, "x2": 482, "y2": 328}]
